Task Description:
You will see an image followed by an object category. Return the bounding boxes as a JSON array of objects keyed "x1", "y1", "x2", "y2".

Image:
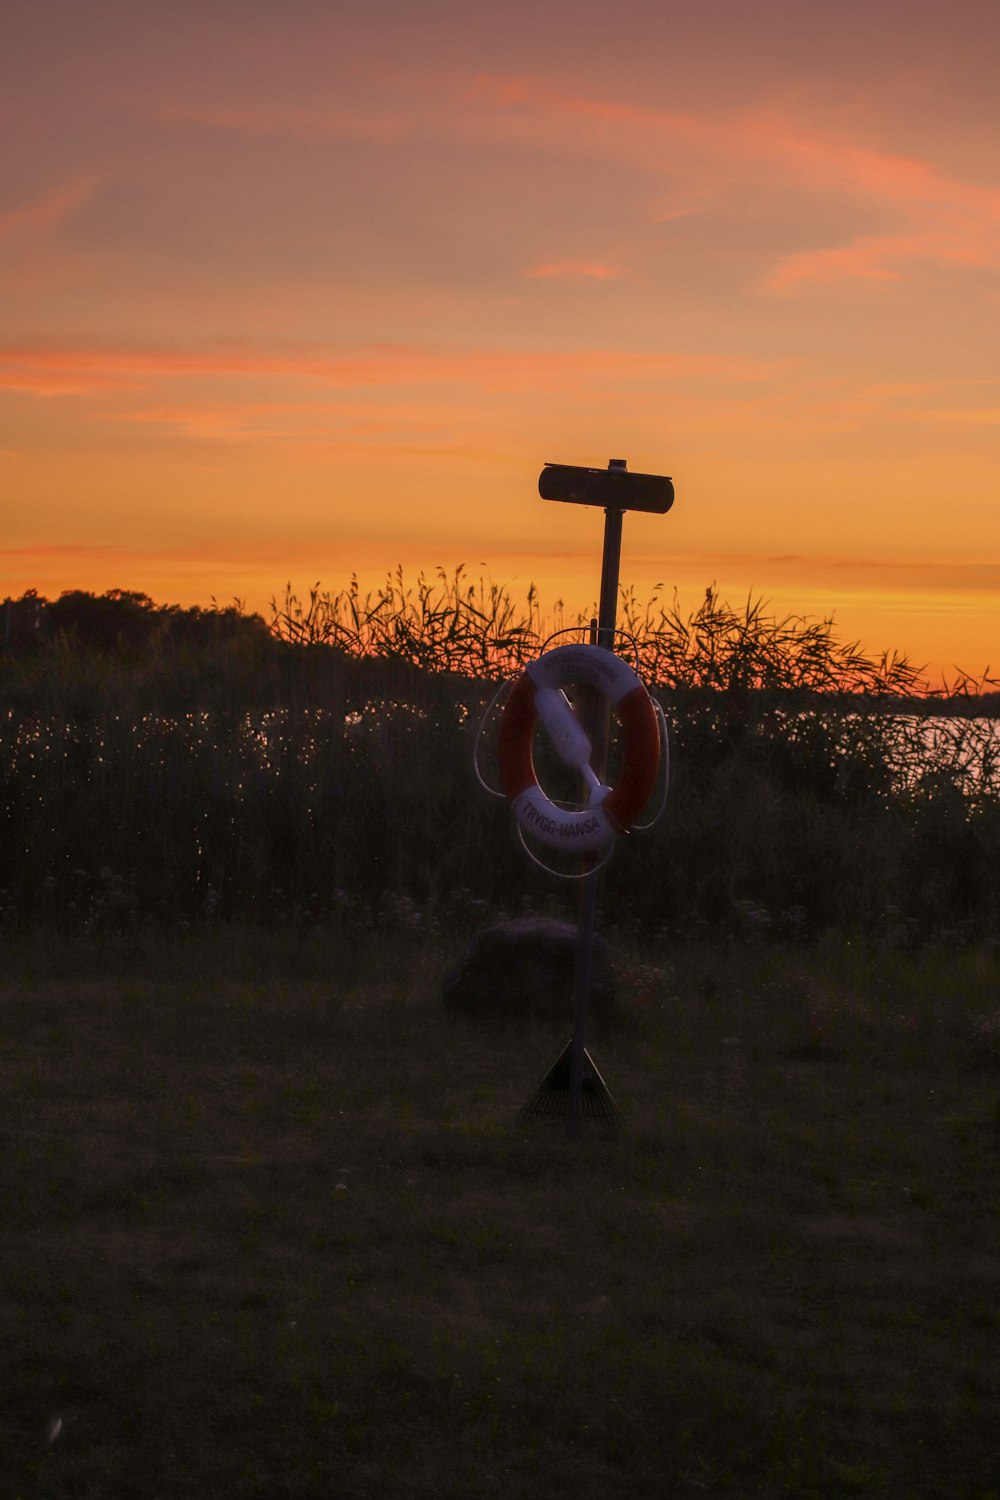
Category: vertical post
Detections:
[
  {"x1": 567, "y1": 461, "x2": 627, "y2": 1138},
  {"x1": 596, "y1": 504, "x2": 624, "y2": 650}
]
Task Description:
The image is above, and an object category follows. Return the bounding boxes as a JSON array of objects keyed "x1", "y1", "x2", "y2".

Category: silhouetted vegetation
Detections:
[
  {"x1": 2, "y1": 575, "x2": 998, "y2": 942},
  {"x1": 4, "y1": 582, "x2": 1000, "y2": 1498}
]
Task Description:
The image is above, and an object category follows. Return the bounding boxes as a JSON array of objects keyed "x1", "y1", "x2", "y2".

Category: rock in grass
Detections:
[{"x1": 443, "y1": 916, "x2": 616, "y2": 1022}]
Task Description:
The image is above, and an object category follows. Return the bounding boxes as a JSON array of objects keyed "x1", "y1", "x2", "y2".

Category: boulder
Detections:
[{"x1": 442, "y1": 916, "x2": 616, "y2": 1022}]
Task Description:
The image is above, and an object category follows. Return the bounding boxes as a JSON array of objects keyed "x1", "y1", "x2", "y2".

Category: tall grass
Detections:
[
  {"x1": 270, "y1": 568, "x2": 930, "y2": 692},
  {"x1": 270, "y1": 568, "x2": 547, "y2": 675},
  {"x1": 1, "y1": 573, "x2": 998, "y2": 943}
]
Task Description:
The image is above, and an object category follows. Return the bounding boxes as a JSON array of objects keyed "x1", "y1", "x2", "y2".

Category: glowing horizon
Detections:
[{"x1": 3, "y1": 0, "x2": 998, "y2": 681}]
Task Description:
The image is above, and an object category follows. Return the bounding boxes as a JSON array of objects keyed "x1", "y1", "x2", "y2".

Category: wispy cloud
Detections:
[
  {"x1": 762, "y1": 138, "x2": 1000, "y2": 290},
  {"x1": 150, "y1": 70, "x2": 1000, "y2": 293},
  {"x1": 522, "y1": 261, "x2": 624, "y2": 281},
  {"x1": 157, "y1": 102, "x2": 406, "y2": 144},
  {"x1": 0, "y1": 176, "x2": 98, "y2": 241},
  {"x1": 917, "y1": 407, "x2": 1000, "y2": 428},
  {"x1": 859, "y1": 377, "x2": 1000, "y2": 427},
  {"x1": 0, "y1": 340, "x2": 779, "y2": 398},
  {"x1": 462, "y1": 75, "x2": 1000, "y2": 289},
  {"x1": 0, "y1": 539, "x2": 330, "y2": 567},
  {"x1": 640, "y1": 551, "x2": 1000, "y2": 595}
]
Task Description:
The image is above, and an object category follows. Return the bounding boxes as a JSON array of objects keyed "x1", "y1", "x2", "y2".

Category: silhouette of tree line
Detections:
[{"x1": 2, "y1": 588, "x2": 271, "y2": 657}]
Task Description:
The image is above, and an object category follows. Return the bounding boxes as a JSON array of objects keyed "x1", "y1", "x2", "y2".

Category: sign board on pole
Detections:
[{"x1": 539, "y1": 462, "x2": 674, "y2": 514}]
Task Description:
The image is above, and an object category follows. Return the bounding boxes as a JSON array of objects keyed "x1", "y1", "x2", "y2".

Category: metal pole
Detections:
[
  {"x1": 567, "y1": 462, "x2": 627, "y2": 1138},
  {"x1": 596, "y1": 506, "x2": 624, "y2": 651}
]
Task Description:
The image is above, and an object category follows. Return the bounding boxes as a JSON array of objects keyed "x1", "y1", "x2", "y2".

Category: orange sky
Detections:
[{"x1": 2, "y1": 0, "x2": 999, "y2": 681}]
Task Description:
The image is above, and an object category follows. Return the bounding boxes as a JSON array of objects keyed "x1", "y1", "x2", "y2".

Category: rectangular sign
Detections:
[{"x1": 538, "y1": 462, "x2": 674, "y2": 514}]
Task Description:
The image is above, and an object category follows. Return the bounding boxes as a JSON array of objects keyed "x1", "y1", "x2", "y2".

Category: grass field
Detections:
[{"x1": 3, "y1": 930, "x2": 1000, "y2": 1498}]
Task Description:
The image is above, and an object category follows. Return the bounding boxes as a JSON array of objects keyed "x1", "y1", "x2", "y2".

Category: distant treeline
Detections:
[
  {"x1": 2, "y1": 587, "x2": 264, "y2": 651},
  {"x1": 2, "y1": 576, "x2": 999, "y2": 944}
]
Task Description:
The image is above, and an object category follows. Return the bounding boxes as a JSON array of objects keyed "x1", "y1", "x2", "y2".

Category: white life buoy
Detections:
[{"x1": 497, "y1": 644, "x2": 660, "y2": 853}]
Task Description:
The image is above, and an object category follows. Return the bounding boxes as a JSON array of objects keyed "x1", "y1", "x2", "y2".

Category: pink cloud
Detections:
[
  {"x1": 464, "y1": 73, "x2": 698, "y2": 138},
  {"x1": 461, "y1": 75, "x2": 1000, "y2": 289},
  {"x1": 149, "y1": 72, "x2": 1000, "y2": 291},
  {"x1": 157, "y1": 102, "x2": 405, "y2": 145},
  {"x1": 767, "y1": 238, "x2": 907, "y2": 289},
  {"x1": 0, "y1": 341, "x2": 779, "y2": 398},
  {"x1": 522, "y1": 262, "x2": 623, "y2": 281},
  {"x1": 749, "y1": 119, "x2": 1000, "y2": 290},
  {"x1": 0, "y1": 176, "x2": 98, "y2": 240},
  {"x1": 768, "y1": 224, "x2": 999, "y2": 289}
]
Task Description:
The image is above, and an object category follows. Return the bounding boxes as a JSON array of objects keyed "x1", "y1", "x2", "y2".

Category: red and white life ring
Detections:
[{"x1": 497, "y1": 644, "x2": 660, "y2": 853}]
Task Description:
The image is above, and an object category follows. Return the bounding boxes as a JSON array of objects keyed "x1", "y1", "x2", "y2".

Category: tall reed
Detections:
[{"x1": 1, "y1": 575, "x2": 997, "y2": 943}]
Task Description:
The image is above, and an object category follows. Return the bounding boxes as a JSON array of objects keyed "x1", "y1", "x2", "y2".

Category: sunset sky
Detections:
[{"x1": 3, "y1": 0, "x2": 999, "y2": 680}]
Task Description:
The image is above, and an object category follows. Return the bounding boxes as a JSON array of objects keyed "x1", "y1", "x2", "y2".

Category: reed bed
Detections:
[{"x1": 1, "y1": 574, "x2": 998, "y2": 943}]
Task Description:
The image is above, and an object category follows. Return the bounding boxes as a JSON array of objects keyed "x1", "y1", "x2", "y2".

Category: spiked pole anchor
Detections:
[{"x1": 520, "y1": 1039, "x2": 622, "y2": 1123}]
